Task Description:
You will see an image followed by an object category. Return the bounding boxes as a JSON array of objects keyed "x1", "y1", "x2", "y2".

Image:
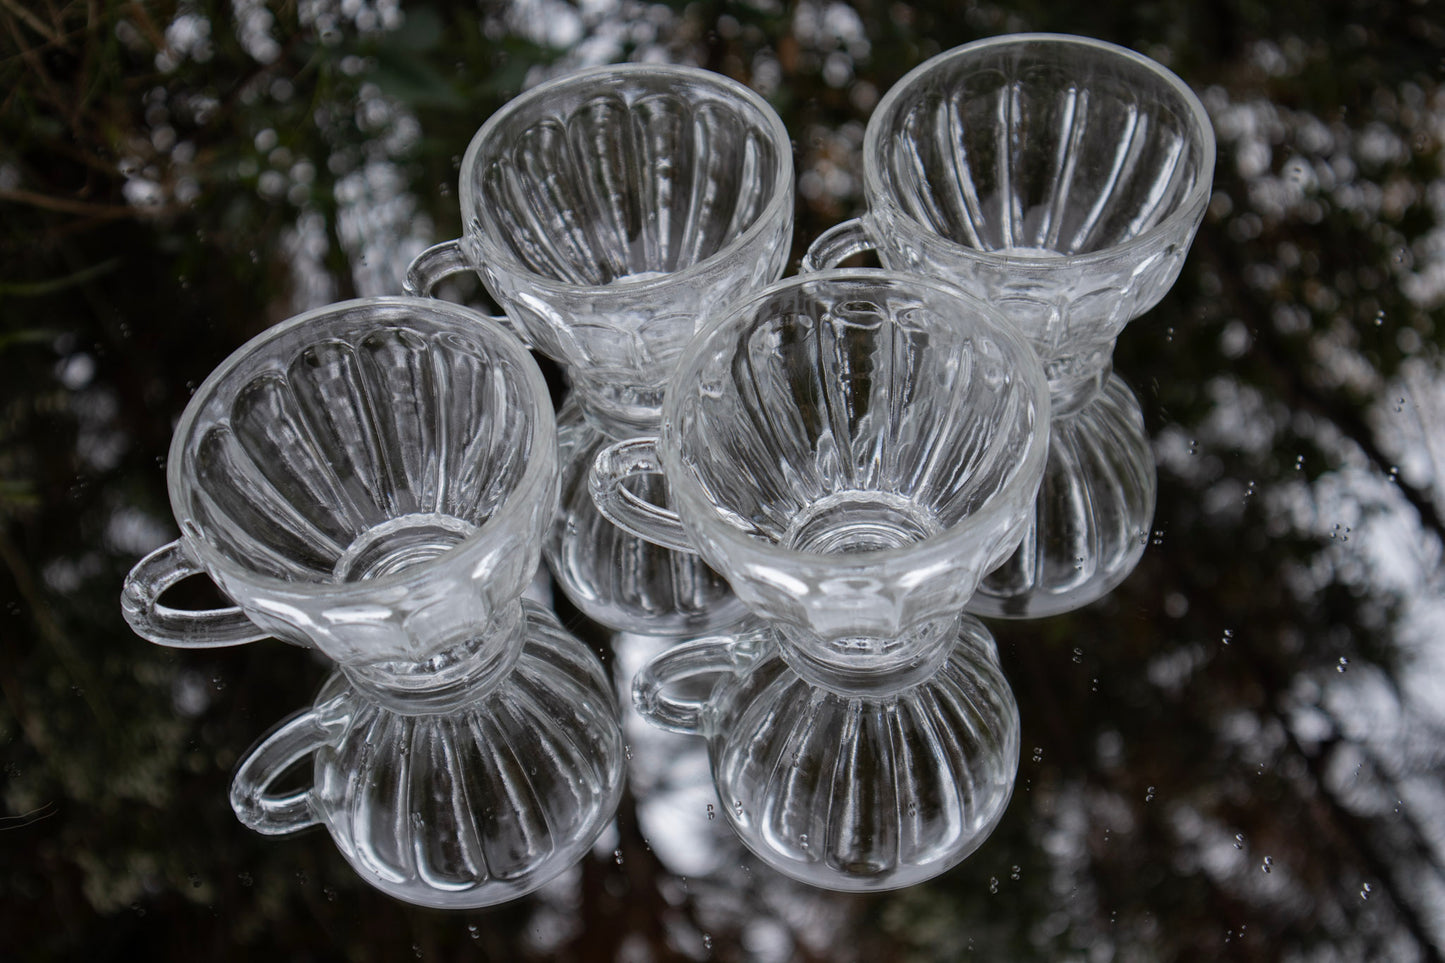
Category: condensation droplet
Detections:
[
  {"x1": 1337, "y1": 656, "x2": 1349, "y2": 673},
  {"x1": 1222, "y1": 628, "x2": 1234, "y2": 645},
  {"x1": 1145, "y1": 786, "x2": 1156, "y2": 802},
  {"x1": 988, "y1": 876, "x2": 999, "y2": 894},
  {"x1": 1234, "y1": 833, "x2": 1245, "y2": 849},
  {"x1": 1032, "y1": 747, "x2": 1044, "y2": 763},
  {"x1": 1072, "y1": 648, "x2": 1084, "y2": 664},
  {"x1": 706, "y1": 804, "x2": 715, "y2": 821},
  {"x1": 613, "y1": 849, "x2": 624, "y2": 866},
  {"x1": 1361, "y1": 882, "x2": 1372, "y2": 900},
  {"x1": 1010, "y1": 865, "x2": 1021, "y2": 881},
  {"x1": 1261, "y1": 856, "x2": 1273, "y2": 874}
]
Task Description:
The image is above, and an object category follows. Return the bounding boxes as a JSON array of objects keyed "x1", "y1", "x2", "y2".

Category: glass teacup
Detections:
[
  {"x1": 119, "y1": 296, "x2": 557, "y2": 675},
  {"x1": 805, "y1": 33, "x2": 1215, "y2": 617},
  {"x1": 591, "y1": 270, "x2": 1049, "y2": 889},
  {"x1": 405, "y1": 63, "x2": 794, "y2": 634}
]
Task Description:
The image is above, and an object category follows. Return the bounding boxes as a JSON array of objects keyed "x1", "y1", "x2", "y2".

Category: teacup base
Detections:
[
  {"x1": 545, "y1": 401, "x2": 748, "y2": 635},
  {"x1": 232, "y1": 601, "x2": 624, "y2": 909},
  {"x1": 705, "y1": 615, "x2": 1020, "y2": 892},
  {"x1": 969, "y1": 373, "x2": 1155, "y2": 619}
]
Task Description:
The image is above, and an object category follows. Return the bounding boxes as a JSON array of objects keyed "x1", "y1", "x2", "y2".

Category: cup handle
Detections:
[
  {"x1": 588, "y1": 438, "x2": 696, "y2": 554},
  {"x1": 800, "y1": 217, "x2": 876, "y2": 272},
  {"x1": 120, "y1": 540, "x2": 269, "y2": 648},
  {"x1": 402, "y1": 238, "x2": 532, "y2": 347},
  {"x1": 632, "y1": 632, "x2": 765, "y2": 734},
  {"x1": 229, "y1": 706, "x2": 332, "y2": 835}
]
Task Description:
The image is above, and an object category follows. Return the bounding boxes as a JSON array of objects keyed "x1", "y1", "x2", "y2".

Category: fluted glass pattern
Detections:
[
  {"x1": 125, "y1": 297, "x2": 557, "y2": 663},
  {"x1": 189, "y1": 325, "x2": 533, "y2": 583},
  {"x1": 970, "y1": 374, "x2": 1156, "y2": 618},
  {"x1": 708, "y1": 624, "x2": 1019, "y2": 890},
  {"x1": 660, "y1": 272, "x2": 1049, "y2": 647},
  {"x1": 235, "y1": 603, "x2": 624, "y2": 909},
  {"x1": 861, "y1": 34, "x2": 1214, "y2": 378},
  {"x1": 455, "y1": 64, "x2": 794, "y2": 434},
  {"x1": 545, "y1": 400, "x2": 746, "y2": 634}
]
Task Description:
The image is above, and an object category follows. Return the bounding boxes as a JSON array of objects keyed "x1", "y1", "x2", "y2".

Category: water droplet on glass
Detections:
[
  {"x1": 1145, "y1": 786, "x2": 1156, "y2": 802},
  {"x1": 799, "y1": 833, "x2": 809, "y2": 850},
  {"x1": 1337, "y1": 656, "x2": 1349, "y2": 673},
  {"x1": 1361, "y1": 882, "x2": 1372, "y2": 900},
  {"x1": 324, "y1": 887, "x2": 336, "y2": 901},
  {"x1": 623, "y1": 744, "x2": 632, "y2": 760},
  {"x1": 1234, "y1": 833, "x2": 1245, "y2": 850},
  {"x1": 1375, "y1": 309, "x2": 1385, "y2": 326},
  {"x1": 1222, "y1": 628, "x2": 1234, "y2": 645},
  {"x1": 1032, "y1": 747, "x2": 1044, "y2": 763},
  {"x1": 1072, "y1": 648, "x2": 1084, "y2": 664},
  {"x1": 1151, "y1": 529, "x2": 1166, "y2": 546},
  {"x1": 295, "y1": 870, "x2": 307, "y2": 885},
  {"x1": 1091, "y1": 677, "x2": 1100, "y2": 692},
  {"x1": 734, "y1": 799, "x2": 744, "y2": 817},
  {"x1": 1188, "y1": 439, "x2": 1198, "y2": 455},
  {"x1": 1388, "y1": 465, "x2": 1400, "y2": 482},
  {"x1": 613, "y1": 849, "x2": 624, "y2": 866},
  {"x1": 1010, "y1": 865, "x2": 1021, "y2": 881},
  {"x1": 988, "y1": 876, "x2": 999, "y2": 894},
  {"x1": 702, "y1": 933, "x2": 713, "y2": 951},
  {"x1": 1260, "y1": 856, "x2": 1273, "y2": 874},
  {"x1": 468, "y1": 924, "x2": 481, "y2": 940},
  {"x1": 706, "y1": 804, "x2": 715, "y2": 821},
  {"x1": 1166, "y1": 326, "x2": 1175, "y2": 342}
]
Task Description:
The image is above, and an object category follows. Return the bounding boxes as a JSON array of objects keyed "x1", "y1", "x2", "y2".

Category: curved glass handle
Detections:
[
  {"x1": 632, "y1": 633, "x2": 764, "y2": 734},
  {"x1": 402, "y1": 239, "x2": 531, "y2": 347},
  {"x1": 120, "y1": 541, "x2": 269, "y2": 648},
  {"x1": 588, "y1": 437, "x2": 696, "y2": 554},
  {"x1": 229, "y1": 707, "x2": 330, "y2": 835},
  {"x1": 800, "y1": 218, "x2": 876, "y2": 273}
]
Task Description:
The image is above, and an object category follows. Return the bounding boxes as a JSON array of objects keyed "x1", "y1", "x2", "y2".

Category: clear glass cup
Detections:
[
  {"x1": 591, "y1": 270, "x2": 1050, "y2": 889},
  {"x1": 804, "y1": 33, "x2": 1214, "y2": 617},
  {"x1": 119, "y1": 296, "x2": 557, "y2": 674},
  {"x1": 229, "y1": 600, "x2": 625, "y2": 909},
  {"x1": 404, "y1": 63, "x2": 794, "y2": 635}
]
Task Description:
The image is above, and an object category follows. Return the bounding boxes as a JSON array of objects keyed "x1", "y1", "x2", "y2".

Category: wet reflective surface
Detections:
[{"x1": 4, "y1": 1, "x2": 1445, "y2": 959}]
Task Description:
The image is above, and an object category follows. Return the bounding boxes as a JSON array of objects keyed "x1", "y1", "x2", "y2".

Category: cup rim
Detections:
[
  {"x1": 659, "y1": 268, "x2": 1051, "y2": 578},
  {"x1": 459, "y1": 62, "x2": 795, "y2": 297},
  {"x1": 862, "y1": 32, "x2": 1217, "y2": 267},
  {"x1": 166, "y1": 296, "x2": 557, "y2": 599}
]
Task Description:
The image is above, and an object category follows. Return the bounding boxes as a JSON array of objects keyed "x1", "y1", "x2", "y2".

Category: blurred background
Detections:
[{"x1": 3, "y1": 1, "x2": 1445, "y2": 959}]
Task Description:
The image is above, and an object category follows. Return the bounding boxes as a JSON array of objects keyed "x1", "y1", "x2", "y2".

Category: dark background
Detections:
[{"x1": 3, "y1": 1, "x2": 1444, "y2": 959}]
